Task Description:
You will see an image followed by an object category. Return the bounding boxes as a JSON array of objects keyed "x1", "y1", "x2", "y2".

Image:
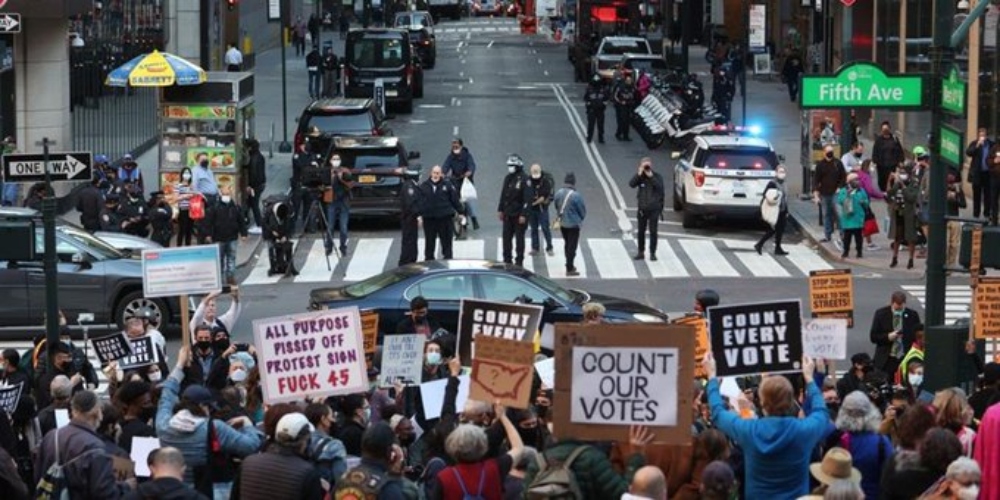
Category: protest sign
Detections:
[
  {"x1": 91, "y1": 332, "x2": 133, "y2": 365},
  {"x1": 111, "y1": 456, "x2": 135, "y2": 481},
  {"x1": 802, "y1": 318, "x2": 848, "y2": 360},
  {"x1": 974, "y1": 278, "x2": 1000, "y2": 338},
  {"x1": 361, "y1": 310, "x2": 379, "y2": 370},
  {"x1": 470, "y1": 335, "x2": 536, "y2": 409},
  {"x1": 672, "y1": 315, "x2": 709, "y2": 378},
  {"x1": 253, "y1": 307, "x2": 368, "y2": 404},
  {"x1": 0, "y1": 382, "x2": 23, "y2": 414},
  {"x1": 130, "y1": 437, "x2": 161, "y2": 477},
  {"x1": 379, "y1": 334, "x2": 425, "y2": 387},
  {"x1": 119, "y1": 336, "x2": 160, "y2": 370},
  {"x1": 420, "y1": 375, "x2": 470, "y2": 420},
  {"x1": 808, "y1": 269, "x2": 854, "y2": 327},
  {"x1": 55, "y1": 409, "x2": 70, "y2": 428},
  {"x1": 535, "y1": 357, "x2": 555, "y2": 389},
  {"x1": 456, "y1": 299, "x2": 543, "y2": 363},
  {"x1": 553, "y1": 323, "x2": 694, "y2": 444},
  {"x1": 707, "y1": 300, "x2": 803, "y2": 377}
]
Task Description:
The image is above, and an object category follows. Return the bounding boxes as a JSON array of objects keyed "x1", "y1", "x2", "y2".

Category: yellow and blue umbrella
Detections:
[{"x1": 105, "y1": 50, "x2": 207, "y2": 87}]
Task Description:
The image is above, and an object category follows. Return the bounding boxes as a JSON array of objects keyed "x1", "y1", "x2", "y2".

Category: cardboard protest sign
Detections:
[
  {"x1": 802, "y1": 318, "x2": 848, "y2": 360},
  {"x1": 534, "y1": 357, "x2": 555, "y2": 389},
  {"x1": 420, "y1": 375, "x2": 470, "y2": 420},
  {"x1": 0, "y1": 382, "x2": 23, "y2": 415},
  {"x1": 971, "y1": 227, "x2": 983, "y2": 286},
  {"x1": 707, "y1": 300, "x2": 803, "y2": 377},
  {"x1": 470, "y1": 335, "x2": 536, "y2": 409},
  {"x1": 253, "y1": 307, "x2": 368, "y2": 404},
  {"x1": 119, "y1": 336, "x2": 160, "y2": 370},
  {"x1": 91, "y1": 332, "x2": 133, "y2": 365},
  {"x1": 456, "y1": 299, "x2": 543, "y2": 364},
  {"x1": 553, "y1": 323, "x2": 694, "y2": 444},
  {"x1": 809, "y1": 269, "x2": 854, "y2": 327},
  {"x1": 974, "y1": 278, "x2": 1000, "y2": 338},
  {"x1": 361, "y1": 310, "x2": 379, "y2": 370},
  {"x1": 111, "y1": 456, "x2": 135, "y2": 481},
  {"x1": 672, "y1": 315, "x2": 709, "y2": 378},
  {"x1": 379, "y1": 334, "x2": 425, "y2": 387}
]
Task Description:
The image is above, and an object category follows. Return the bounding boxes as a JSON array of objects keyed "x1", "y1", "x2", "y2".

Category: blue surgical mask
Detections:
[{"x1": 426, "y1": 352, "x2": 441, "y2": 365}]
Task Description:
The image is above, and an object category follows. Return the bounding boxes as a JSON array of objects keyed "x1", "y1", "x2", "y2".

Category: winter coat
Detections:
[
  {"x1": 125, "y1": 477, "x2": 209, "y2": 500},
  {"x1": 34, "y1": 422, "x2": 131, "y2": 499},
  {"x1": 873, "y1": 133, "x2": 905, "y2": 172},
  {"x1": 307, "y1": 429, "x2": 348, "y2": 487},
  {"x1": 760, "y1": 180, "x2": 786, "y2": 227},
  {"x1": 629, "y1": 171, "x2": 665, "y2": 212},
  {"x1": 231, "y1": 446, "x2": 324, "y2": 500},
  {"x1": 527, "y1": 173, "x2": 554, "y2": 211},
  {"x1": 154, "y1": 370, "x2": 264, "y2": 484},
  {"x1": 813, "y1": 158, "x2": 846, "y2": 196},
  {"x1": 856, "y1": 169, "x2": 884, "y2": 200},
  {"x1": 966, "y1": 138, "x2": 994, "y2": 184},
  {"x1": 707, "y1": 378, "x2": 829, "y2": 498},
  {"x1": 246, "y1": 151, "x2": 267, "y2": 189},
  {"x1": 497, "y1": 172, "x2": 531, "y2": 217},
  {"x1": 836, "y1": 187, "x2": 869, "y2": 230},
  {"x1": 208, "y1": 200, "x2": 248, "y2": 242},
  {"x1": 552, "y1": 187, "x2": 586, "y2": 228},
  {"x1": 584, "y1": 84, "x2": 609, "y2": 113},
  {"x1": 77, "y1": 184, "x2": 104, "y2": 231},
  {"x1": 879, "y1": 450, "x2": 943, "y2": 500},
  {"x1": 419, "y1": 178, "x2": 462, "y2": 219},
  {"x1": 522, "y1": 441, "x2": 645, "y2": 499},
  {"x1": 835, "y1": 431, "x2": 893, "y2": 499},
  {"x1": 442, "y1": 148, "x2": 477, "y2": 179},
  {"x1": 886, "y1": 179, "x2": 920, "y2": 244}
]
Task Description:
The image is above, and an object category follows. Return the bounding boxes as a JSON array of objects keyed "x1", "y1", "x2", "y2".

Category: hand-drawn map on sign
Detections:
[
  {"x1": 456, "y1": 298, "x2": 543, "y2": 364},
  {"x1": 707, "y1": 300, "x2": 803, "y2": 377},
  {"x1": 469, "y1": 334, "x2": 536, "y2": 409},
  {"x1": 553, "y1": 323, "x2": 695, "y2": 444}
]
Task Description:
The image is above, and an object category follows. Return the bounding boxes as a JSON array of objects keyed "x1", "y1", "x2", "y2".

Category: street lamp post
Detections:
[
  {"x1": 279, "y1": 0, "x2": 292, "y2": 153},
  {"x1": 37, "y1": 138, "x2": 60, "y2": 361}
]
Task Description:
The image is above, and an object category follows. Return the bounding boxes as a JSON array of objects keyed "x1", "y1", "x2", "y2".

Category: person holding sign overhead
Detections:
[
  {"x1": 189, "y1": 288, "x2": 242, "y2": 339},
  {"x1": 703, "y1": 353, "x2": 829, "y2": 498}
]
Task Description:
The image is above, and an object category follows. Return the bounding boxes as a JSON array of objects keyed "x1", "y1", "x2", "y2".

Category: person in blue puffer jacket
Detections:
[
  {"x1": 155, "y1": 346, "x2": 265, "y2": 499},
  {"x1": 704, "y1": 353, "x2": 830, "y2": 499}
]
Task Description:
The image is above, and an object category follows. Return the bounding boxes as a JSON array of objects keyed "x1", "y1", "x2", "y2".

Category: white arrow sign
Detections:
[
  {"x1": 0, "y1": 15, "x2": 19, "y2": 33},
  {"x1": 9, "y1": 155, "x2": 90, "y2": 180}
]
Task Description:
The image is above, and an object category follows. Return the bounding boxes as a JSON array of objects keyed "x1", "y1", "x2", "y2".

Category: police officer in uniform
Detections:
[
  {"x1": 119, "y1": 182, "x2": 150, "y2": 237},
  {"x1": 149, "y1": 191, "x2": 174, "y2": 247},
  {"x1": 497, "y1": 154, "x2": 531, "y2": 267},
  {"x1": 398, "y1": 169, "x2": 423, "y2": 266},
  {"x1": 100, "y1": 193, "x2": 123, "y2": 232},
  {"x1": 613, "y1": 74, "x2": 637, "y2": 141},
  {"x1": 291, "y1": 130, "x2": 322, "y2": 231},
  {"x1": 584, "y1": 75, "x2": 609, "y2": 143}
]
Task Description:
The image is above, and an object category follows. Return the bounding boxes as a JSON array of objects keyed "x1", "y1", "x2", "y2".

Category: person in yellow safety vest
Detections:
[{"x1": 896, "y1": 324, "x2": 925, "y2": 386}]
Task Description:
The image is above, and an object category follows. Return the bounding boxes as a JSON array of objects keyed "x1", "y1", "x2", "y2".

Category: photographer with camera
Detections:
[
  {"x1": 836, "y1": 353, "x2": 886, "y2": 403},
  {"x1": 292, "y1": 132, "x2": 323, "y2": 232},
  {"x1": 323, "y1": 153, "x2": 354, "y2": 257}
]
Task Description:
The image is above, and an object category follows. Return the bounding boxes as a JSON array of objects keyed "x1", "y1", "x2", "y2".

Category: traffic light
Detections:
[{"x1": 227, "y1": 0, "x2": 238, "y2": 11}]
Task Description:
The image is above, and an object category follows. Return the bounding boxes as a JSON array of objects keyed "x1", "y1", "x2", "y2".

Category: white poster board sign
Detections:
[
  {"x1": 802, "y1": 318, "x2": 849, "y2": 360},
  {"x1": 535, "y1": 357, "x2": 555, "y2": 389},
  {"x1": 141, "y1": 245, "x2": 221, "y2": 298},
  {"x1": 130, "y1": 437, "x2": 161, "y2": 477},
  {"x1": 253, "y1": 307, "x2": 369, "y2": 404},
  {"x1": 570, "y1": 346, "x2": 679, "y2": 426},
  {"x1": 420, "y1": 375, "x2": 470, "y2": 420},
  {"x1": 379, "y1": 334, "x2": 426, "y2": 387}
]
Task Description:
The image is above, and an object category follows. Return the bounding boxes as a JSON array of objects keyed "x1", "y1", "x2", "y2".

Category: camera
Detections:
[
  {"x1": 301, "y1": 162, "x2": 330, "y2": 190},
  {"x1": 235, "y1": 343, "x2": 250, "y2": 352}
]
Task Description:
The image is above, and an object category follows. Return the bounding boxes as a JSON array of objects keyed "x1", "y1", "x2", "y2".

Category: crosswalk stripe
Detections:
[
  {"x1": 588, "y1": 238, "x2": 638, "y2": 279},
  {"x1": 243, "y1": 238, "x2": 298, "y2": 286},
  {"x1": 542, "y1": 238, "x2": 588, "y2": 279},
  {"x1": 726, "y1": 240, "x2": 792, "y2": 278},
  {"x1": 496, "y1": 238, "x2": 535, "y2": 272},
  {"x1": 680, "y1": 239, "x2": 740, "y2": 277},
  {"x1": 295, "y1": 239, "x2": 338, "y2": 283},
  {"x1": 645, "y1": 239, "x2": 689, "y2": 278},
  {"x1": 345, "y1": 238, "x2": 393, "y2": 282},
  {"x1": 453, "y1": 239, "x2": 485, "y2": 260},
  {"x1": 785, "y1": 245, "x2": 835, "y2": 274}
]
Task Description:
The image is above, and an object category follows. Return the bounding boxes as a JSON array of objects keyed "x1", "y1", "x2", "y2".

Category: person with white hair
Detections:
[
  {"x1": 820, "y1": 479, "x2": 865, "y2": 500},
  {"x1": 833, "y1": 391, "x2": 894, "y2": 499},
  {"x1": 920, "y1": 456, "x2": 981, "y2": 499}
]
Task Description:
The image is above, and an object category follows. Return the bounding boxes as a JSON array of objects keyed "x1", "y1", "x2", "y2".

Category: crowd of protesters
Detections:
[{"x1": 0, "y1": 288, "x2": 997, "y2": 500}]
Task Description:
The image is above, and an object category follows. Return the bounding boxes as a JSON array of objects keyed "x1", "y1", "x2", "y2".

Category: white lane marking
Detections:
[
  {"x1": 537, "y1": 58, "x2": 543, "y2": 64},
  {"x1": 785, "y1": 245, "x2": 835, "y2": 274},
  {"x1": 410, "y1": 119, "x2": 427, "y2": 124},
  {"x1": 453, "y1": 125, "x2": 460, "y2": 135},
  {"x1": 587, "y1": 238, "x2": 638, "y2": 279},
  {"x1": 543, "y1": 238, "x2": 588, "y2": 279},
  {"x1": 644, "y1": 239, "x2": 689, "y2": 278},
  {"x1": 496, "y1": 238, "x2": 534, "y2": 272},
  {"x1": 419, "y1": 104, "x2": 447, "y2": 109},
  {"x1": 544, "y1": 70, "x2": 549, "y2": 76},
  {"x1": 679, "y1": 239, "x2": 739, "y2": 277},
  {"x1": 726, "y1": 240, "x2": 792, "y2": 277},
  {"x1": 488, "y1": 40, "x2": 495, "y2": 48},
  {"x1": 466, "y1": 32, "x2": 471, "y2": 40},
  {"x1": 458, "y1": 84, "x2": 464, "y2": 91},
  {"x1": 469, "y1": 78, "x2": 474, "y2": 84},
  {"x1": 453, "y1": 238, "x2": 485, "y2": 259},
  {"x1": 344, "y1": 238, "x2": 393, "y2": 282},
  {"x1": 244, "y1": 238, "x2": 298, "y2": 285},
  {"x1": 294, "y1": 239, "x2": 338, "y2": 283},
  {"x1": 451, "y1": 97, "x2": 457, "y2": 106},
  {"x1": 459, "y1": 71, "x2": 464, "y2": 78},
  {"x1": 456, "y1": 100, "x2": 462, "y2": 106}
]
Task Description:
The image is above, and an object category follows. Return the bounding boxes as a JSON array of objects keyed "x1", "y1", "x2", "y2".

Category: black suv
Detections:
[
  {"x1": 0, "y1": 207, "x2": 182, "y2": 338},
  {"x1": 295, "y1": 98, "x2": 392, "y2": 152},
  {"x1": 322, "y1": 136, "x2": 421, "y2": 217},
  {"x1": 406, "y1": 26, "x2": 436, "y2": 70},
  {"x1": 344, "y1": 29, "x2": 424, "y2": 114}
]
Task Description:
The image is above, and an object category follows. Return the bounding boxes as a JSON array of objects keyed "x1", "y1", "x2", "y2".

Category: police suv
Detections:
[{"x1": 671, "y1": 126, "x2": 782, "y2": 228}]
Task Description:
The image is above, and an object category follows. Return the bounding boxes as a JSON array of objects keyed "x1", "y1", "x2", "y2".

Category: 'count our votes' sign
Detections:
[{"x1": 800, "y1": 61, "x2": 926, "y2": 110}]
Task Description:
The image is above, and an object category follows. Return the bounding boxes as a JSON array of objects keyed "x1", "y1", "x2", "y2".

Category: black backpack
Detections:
[
  {"x1": 525, "y1": 445, "x2": 591, "y2": 500},
  {"x1": 34, "y1": 428, "x2": 102, "y2": 500}
]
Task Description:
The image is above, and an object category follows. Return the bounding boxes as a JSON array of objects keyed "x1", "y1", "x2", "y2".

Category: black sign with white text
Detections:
[
  {"x1": 0, "y1": 382, "x2": 23, "y2": 415},
  {"x1": 456, "y1": 299, "x2": 543, "y2": 364},
  {"x1": 119, "y1": 336, "x2": 160, "y2": 370},
  {"x1": 91, "y1": 332, "x2": 133, "y2": 365},
  {"x1": 1, "y1": 151, "x2": 93, "y2": 183},
  {"x1": 707, "y1": 300, "x2": 803, "y2": 377}
]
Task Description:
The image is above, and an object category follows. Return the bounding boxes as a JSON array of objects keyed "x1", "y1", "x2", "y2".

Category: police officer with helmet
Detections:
[
  {"x1": 498, "y1": 154, "x2": 531, "y2": 267},
  {"x1": 584, "y1": 75, "x2": 609, "y2": 144}
]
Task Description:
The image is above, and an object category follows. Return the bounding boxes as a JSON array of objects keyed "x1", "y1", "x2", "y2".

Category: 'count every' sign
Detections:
[{"x1": 800, "y1": 61, "x2": 926, "y2": 110}]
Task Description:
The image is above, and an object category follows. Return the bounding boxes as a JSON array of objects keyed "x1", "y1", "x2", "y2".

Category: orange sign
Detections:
[
  {"x1": 974, "y1": 278, "x2": 1000, "y2": 339},
  {"x1": 971, "y1": 227, "x2": 983, "y2": 286},
  {"x1": 809, "y1": 269, "x2": 855, "y2": 328},
  {"x1": 361, "y1": 310, "x2": 379, "y2": 370},
  {"x1": 469, "y1": 335, "x2": 535, "y2": 409},
  {"x1": 673, "y1": 315, "x2": 709, "y2": 378}
]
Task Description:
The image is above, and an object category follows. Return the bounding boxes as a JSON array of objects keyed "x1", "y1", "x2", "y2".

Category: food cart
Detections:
[{"x1": 158, "y1": 72, "x2": 255, "y2": 201}]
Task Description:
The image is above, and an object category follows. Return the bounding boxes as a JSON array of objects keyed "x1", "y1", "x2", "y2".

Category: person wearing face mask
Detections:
[
  {"x1": 870, "y1": 291, "x2": 922, "y2": 378},
  {"x1": 35, "y1": 391, "x2": 134, "y2": 498},
  {"x1": 336, "y1": 394, "x2": 371, "y2": 457},
  {"x1": 118, "y1": 153, "x2": 144, "y2": 193},
  {"x1": 192, "y1": 153, "x2": 220, "y2": 244},
  {"x1": 840, "y1": 141, "x2": 865, "y2": 173},
  {"x1": 119, "y1": 180, "x2": 151, "y2": 237},
  {"x1": 442, "y1": 138, "x2": 479, "y2": 230},
  {"x1": 183, "y1": 325, "x2": 232, "y2": 392},
  {"x1": 244, "y1": 139, "x2": 267, "y2": 234},
  {"x1": 174, "y1": 167, "x2": 197, "y2": 246},
  {"x1": 755, "y1": 165, "x2": 790, "y2": 256},
  {"x1": 419, "y1": 165, "x2": 464, "y2": 260},
  {"x1": 304, "y1": 402, "x2": 348, "y2": 491},
  {"x1": 498, "y1": 154, "x2": 531, "y2": 266},
  {"x1": 584, "y1": 74, "x2": 609, "y2": 143},
  {"x1": 323, "y1": 154, "x2": 354, "y2": 257},
  {"x1": 922, "y1": 456, "x2": 981, "y2": 500},
  {"x1": 397, "y1": 165, "x2": 424, "y2": 266},
  {"x1": 100, "y1": 192, "x2": 124, "y2": 233},
  {"x1": 902, "y1": 360, "x2": 927, "y2": 401},
  {"x1": 873, "y1": 121, "x2": 905, "y2": 192},
  {"x1": 205, "y1": 186, "x2": 248, "y2": 284},
  {"x1": 887, "y1": 164, "x2": 920, "y2": 268},
  {"x1": 813, "y1": 144, "x2": 847, "y2": 244},
  {"x1": 629, "y1": 158, "x2": 665, "y2": 260},
  {"x1": 613, "y1": 74, "x2": 636, "y2": 141},
  {"x1": 395, "y1": 296, "x2": 443, "y2": 339},
  {"x1": 526, "y1": 164, "x2": 555, "y2": 257},
  {"x1": 97, "y1": 401, "x2": 131, "y2": 460},
  {"x1": 836, "y1": 172, "x2": 870, "y2": 260},
  {"x1": 965, "y1": 128, "x2": 993, "y2": 221}
]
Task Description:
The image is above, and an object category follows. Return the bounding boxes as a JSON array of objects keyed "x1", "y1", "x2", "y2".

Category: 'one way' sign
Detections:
[
  {"x1": 0, "y1": 14, "x2": 20, "y2": 34},
  {"x1": 1, "y1": 152, "x2": 94, "y2": 183}
]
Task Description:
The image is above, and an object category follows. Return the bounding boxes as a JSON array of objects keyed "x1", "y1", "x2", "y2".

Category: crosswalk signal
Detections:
[{"x1": 227, "y1": 0, "x2": 238, "y2": 11}]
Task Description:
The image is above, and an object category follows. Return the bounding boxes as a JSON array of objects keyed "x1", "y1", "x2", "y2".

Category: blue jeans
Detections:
[
  {"x1": 2, "y1": 183, "x2": 18, "y2": 206},
  {"x1": 219, "y1": 240, "x2": 237, "y2": 283},
  {"x1": 821, "y1": 194, "x2": 838, "y2": 240},
  {"x1": 308, "y1": 70, "x2": 321, "y2": 97},
  {"x1": 529, "y1": 207, "x2": 553, "y2": 251},
  {"x1": 325, "y1": 200, "x2": 350, "y2": 251}
]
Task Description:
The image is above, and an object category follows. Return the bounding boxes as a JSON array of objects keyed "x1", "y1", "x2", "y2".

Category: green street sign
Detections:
[
  {"x1": 800, "y1": 61, "x2": 925, "y2": 109},
  {"x1": 939, "y1": 124, "x2": 963, "y2": 167},
  {"x1": 941, "y1": 67, "x2": 966, "y2": 115}
]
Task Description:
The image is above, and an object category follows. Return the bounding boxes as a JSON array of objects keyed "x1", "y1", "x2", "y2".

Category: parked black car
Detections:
[
  {"x1": 406, "y1": 26, "x2": 436, "y2": 69},
  {"x1": 294, "y1": 98, "x2": 392, "y2": 152},
  {"x1": 321, "y1": 135, "x2": 421, "y2": 217},
  {"x1": 344, "y1": 29, "x2": 423, "y2": 113}
]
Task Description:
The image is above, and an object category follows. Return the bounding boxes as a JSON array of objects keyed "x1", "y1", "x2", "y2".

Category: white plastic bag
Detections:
[{"x1": 460, "y1": 180, "x2": 478, "y2": 202}]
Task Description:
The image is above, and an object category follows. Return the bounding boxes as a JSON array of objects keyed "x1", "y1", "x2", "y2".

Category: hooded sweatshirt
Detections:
[{"x1": 707, "y1": 378, "x2": 830, "y2": 498}]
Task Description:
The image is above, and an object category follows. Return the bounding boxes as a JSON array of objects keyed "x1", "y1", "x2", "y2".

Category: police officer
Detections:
[
  {"x1": 497, "y1": 154, "x2": 531, "y2": 267},
  {"x1": 119, "y1": 181, "x2": 150, "y2": 237},
  {"x1": 584, "y1": 75, "x2": 609, "y2": 144},
  {"x1": 291, "y1": 130, "x2": 322, "y2": 231},
  {"x1": 149, "y1": 191, "x2": 174, "y2": 247},
  {"x1": 100, "y1": 193, "x2": 124, "y2": 232},
  {"x1": 613, "y1": 74, "x2": 636, "y2": 141},
  {"x1": 398, "y1": 169, "x2": 423, "y2": 266},
  {"x1": 419, "y1": 165, "x2": 463, "y2": 260}
]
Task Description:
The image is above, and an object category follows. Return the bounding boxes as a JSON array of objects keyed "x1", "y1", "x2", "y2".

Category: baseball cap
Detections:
[
  {"x1": 181, "y1": 385, "x2": 216, "y2": 407},
  {"x1": 276, "y1": 412, "x2": 314, "y2": 443}
]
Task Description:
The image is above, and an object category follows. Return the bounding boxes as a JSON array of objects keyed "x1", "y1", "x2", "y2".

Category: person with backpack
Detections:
[
  {"x1": 304, "y1": 402, "x2": 349, "y2": 491},
  {"x1": 334, "y1": 422, "x2": 408, "y2": 499},
  {"x1": 522, "y1": 424, "x2": 654, "y2": 499},
  {"x1": 828, "y1": 391, "x2": 892, "y2": 499},
  {"x1": 34, "y1": 390, "x2": 134, "y2": 499},
  {"x1": 427, "y1": 401, "x2": 524, "y2": 500}
]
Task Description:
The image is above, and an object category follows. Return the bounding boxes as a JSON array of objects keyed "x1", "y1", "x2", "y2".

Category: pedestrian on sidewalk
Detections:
[
  {"x1": 887, "y1": 165, "x2": 920, "y2": 269},
  {"x1": 613, "y1": 74, "x2": 636, "y2": 142},
  {"x1": 308, "y1": 14, "x2": 321, "y2": 47},
  {"x1": 498, "y1": 155, "x2": 530, "y2": 266},
  {"x1": 781, "y1": 53, "x2": 804, "y2": 102},
  {"x1": 946, "y1": 168, "x2": 966, "y2": 269},
  {"x1": 854, "y1": 159, "x2": 884, "y2": 251},
  {"x1": 836, "y1": 173, "x2": 870, "y2": 260},
  {"x1": 206, "y1": 186, "x2": 248, "y2": 284},
  {"x1": 873, "y1": 121, "x2": 905, "y2": 192},
  {"x1": 322, "y1": 46, "x2": 340, "y2": 97},
  {"x1": 966, "y1": 128, "x2": 993, "y2": 220},
  {"x1": 398, "y1": 171, "x2": 423, "y2": 266},
  {"x1": 149, "y1": 191, "x2": 174, "y2": 247},
  {"x1": 420, "y1": 165, "x2": 463, "y2": 260},
  {"x1": 840, "y1": 142, "x2": 865, "y2": 174},
  {"x1": 306, "y1": 46, "x2": 322, "y2": 98},
  {"x1": 629, "y1": 157, "x2": 665, "y2": 261},
  {"x1": 915, "y1": 146, "x2": 932, "y2": 254},
  {"x1": 244, "y1": 139, "x2": 266, "y2": 234},
  {"x1": 813, "y1": 145, "x2": 846, "y2": 243},
  {"x1": 553, "y1": 173, "x2": 586, "y2": 276},
  {"x1": 755, "y1": 166, "x2": 789, "y2": 256},
  {"x1": 225, "y1": 43, "x2": 243, "y2": 72},
  {"x1": 527, "y1": 164, "x2": 554, "y2": 257},
  {"x1": 294, "y1": 17, "x2": 308, "y2": 56},
  {"x1": 584, "y1": 75, "x2": 609, "y2": 143}
]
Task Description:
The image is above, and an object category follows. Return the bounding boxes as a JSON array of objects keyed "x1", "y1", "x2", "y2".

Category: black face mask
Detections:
[
  {"x1": 139, "y1": 405, "x2": 156, "y2": 422},
  {"x1": 195, "y1": 340, "x2": 212, "y2": 351},
  {"x1": 825, "y1": 152, "x2": 834, "y2": 159},
  {"x1": 200, "y1": 160, "x2": 210, "y2": 168},
  {"x1": 517, "y1": 427, "x2": 541, "y2": 447},
  {"x1": 412, "y1": 313, "x2": 426, "y2": 323},
  {"x1": 399, "y1": 435, "x2": 416, "y2": 448},
  {"x1": 214, "y1": 339, "x2": 231, "y2": 352}
]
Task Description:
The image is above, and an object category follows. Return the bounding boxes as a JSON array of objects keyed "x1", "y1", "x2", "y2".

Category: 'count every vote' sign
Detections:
[{"x1": 800, "y1": 61, "x2": 925, "y2": 110}]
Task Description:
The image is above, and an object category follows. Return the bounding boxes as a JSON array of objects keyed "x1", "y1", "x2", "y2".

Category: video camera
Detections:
[{"x1": 301, "y1": 161, "x2": 330, "y2": 190}]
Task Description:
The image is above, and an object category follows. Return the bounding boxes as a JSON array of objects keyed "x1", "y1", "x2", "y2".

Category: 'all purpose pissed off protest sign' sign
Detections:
[{"x1": 707, "y1": 300, "x2": 803, "y2": 377}]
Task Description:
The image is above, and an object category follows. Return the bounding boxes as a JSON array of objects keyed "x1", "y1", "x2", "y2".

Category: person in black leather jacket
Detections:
[
  {"x1": 76, "y1": 176, "x2": 104, "y2": 233},
  {"x1": 419, "y1": 165, "x2": 463, "y2": 261},
  {"x1": 628, "y1": 158, "x2": 665, "y2": 261},
  {"x1": 498, "y1": 154, "x2": 531, "y2": 267}
]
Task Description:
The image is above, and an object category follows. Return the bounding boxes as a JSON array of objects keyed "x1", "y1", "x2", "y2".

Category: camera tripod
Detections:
[{"x1": 298, "y1": 192, "x2": 340, "y2": 270}]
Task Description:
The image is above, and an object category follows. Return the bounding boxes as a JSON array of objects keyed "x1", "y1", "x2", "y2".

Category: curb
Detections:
[{"x1": 236, "y1": 235, "x2": 265, "y2": 270}]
